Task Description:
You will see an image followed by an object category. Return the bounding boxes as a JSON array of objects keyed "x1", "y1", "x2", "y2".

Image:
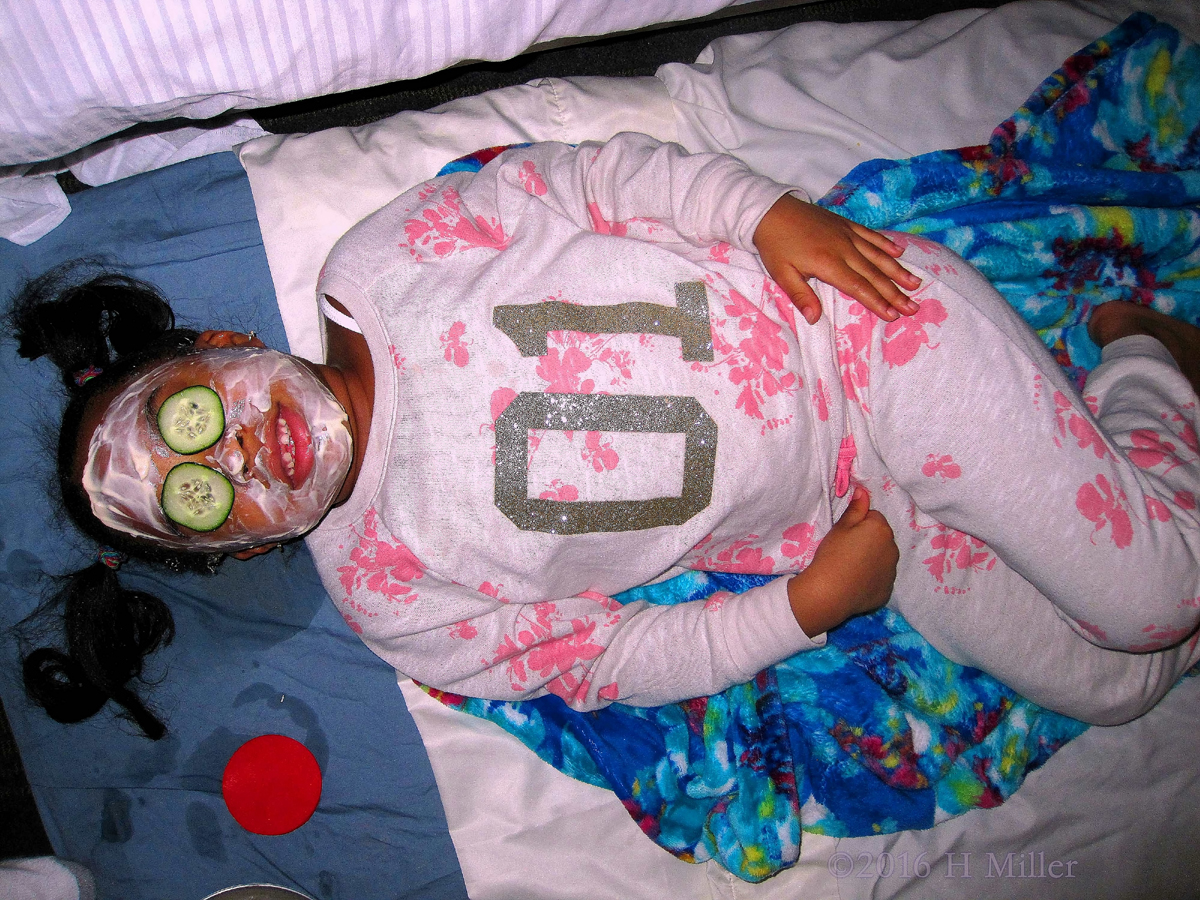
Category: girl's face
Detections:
[{"x1": 79, "y1": 348, "x2": 353, "y2": 552}]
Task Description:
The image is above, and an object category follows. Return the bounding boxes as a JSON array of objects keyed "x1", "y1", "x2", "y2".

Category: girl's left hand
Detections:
[{"x1": 753, "y1": 193, "x2": 922, "y2": 325}]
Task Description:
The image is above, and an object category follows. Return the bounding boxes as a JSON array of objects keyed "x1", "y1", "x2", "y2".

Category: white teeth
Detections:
[{"x1": 276, "y1": 415, "x2": 296, "y2": 479}]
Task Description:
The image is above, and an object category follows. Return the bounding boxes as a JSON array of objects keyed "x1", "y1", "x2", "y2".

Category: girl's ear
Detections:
[{"x1": 195, "y1": 331, "x2": 267, "y2": 350}]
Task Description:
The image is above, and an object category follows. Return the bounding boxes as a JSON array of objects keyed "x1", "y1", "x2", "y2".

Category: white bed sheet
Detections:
[
  {"x1": 238, "y1": 1, "x2": 1200, "y2": 897},
  {"x1": 659, "y1": 0, "x2": 1199, "y2": 199}
]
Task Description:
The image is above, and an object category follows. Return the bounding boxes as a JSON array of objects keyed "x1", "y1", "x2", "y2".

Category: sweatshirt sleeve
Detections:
[
  {"x1": 487, "y1": 132, "x2": 802, "y2": 253},
  {"x1": 321, "y1": 531, "x2": 826, "y2": 709}
]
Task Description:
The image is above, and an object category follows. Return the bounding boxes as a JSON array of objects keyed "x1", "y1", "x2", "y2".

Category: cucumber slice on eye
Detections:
[
  {"x1": 157, "y1": 386, "x2": 225, "y2": 454},
  {"x1": 161, "y1": 463, "x2": 235, "y2": 532}
]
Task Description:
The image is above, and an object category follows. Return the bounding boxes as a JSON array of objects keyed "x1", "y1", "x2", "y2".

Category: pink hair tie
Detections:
[{"x1": 73, "y1": 365, "x2": 103, "y2": 386}]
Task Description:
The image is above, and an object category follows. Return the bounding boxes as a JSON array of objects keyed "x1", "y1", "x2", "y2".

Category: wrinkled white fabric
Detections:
[
  {"x1": 69, "y1": 119, "x2": 267, "y2": 187},
  {"x1": 0, "y1": 857, "x2": 95, "y2": 900},
  {"x1": 0, "y1": 170, "x2": 71, "y2": 246}
]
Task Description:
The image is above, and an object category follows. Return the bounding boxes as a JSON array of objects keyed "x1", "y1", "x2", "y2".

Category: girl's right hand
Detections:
[{"x1": 786, "y1": 486, "x2": 898, "y2": 637}]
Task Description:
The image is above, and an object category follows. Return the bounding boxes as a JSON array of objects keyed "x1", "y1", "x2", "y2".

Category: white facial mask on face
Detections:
[{"x1": 82, "y1": 349, "x2": 353, "y2": 551}]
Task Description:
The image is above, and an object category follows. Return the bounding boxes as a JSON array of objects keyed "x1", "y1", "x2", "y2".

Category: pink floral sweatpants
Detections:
[{"x1": 826, "y1": 235, "x2": 1200, "y2": 724}]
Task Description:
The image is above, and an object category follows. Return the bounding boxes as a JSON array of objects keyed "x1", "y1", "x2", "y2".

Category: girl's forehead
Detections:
[{"x1": 127, "y1": 349, "x2": 271, "y2": 402}]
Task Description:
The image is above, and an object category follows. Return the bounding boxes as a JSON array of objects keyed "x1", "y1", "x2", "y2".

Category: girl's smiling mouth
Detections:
[{"x1": 270, "y1": 404, "x2": 316, "y2": 488}]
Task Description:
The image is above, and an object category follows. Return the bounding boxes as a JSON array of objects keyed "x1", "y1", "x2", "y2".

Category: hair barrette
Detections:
[
  {"x1": 98, "y1": 547, "x2": 127, "y2": 570},
  {"x1": 73, "y1": 365, "x2": 103, "y2": 386}
]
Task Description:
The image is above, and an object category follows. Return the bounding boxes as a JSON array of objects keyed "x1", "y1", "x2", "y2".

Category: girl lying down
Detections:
[{"x1": 14, "y1": 133, "x2": 1200, "y2": 740}]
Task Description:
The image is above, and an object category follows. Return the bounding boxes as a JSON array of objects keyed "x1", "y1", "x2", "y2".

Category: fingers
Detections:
[
  {"x1": 837, "y1": 485, "x2": 872, "y2": 525},
  {"x1": 843, "y1": 243, "x2": 921, "y2": 321},
  {"x1": 753, "y1": 195, "x2": 923, "y2": 326},
  {"x1": 850, "y1": 223, "x2": 907, "y2": 261},
  {"x1": 851, "y1": 231, "x2": 922, "y2": 291},
  {"x1": 804, "y1": 238, "x2": 921, "y2": 324},
  {"x1": 774, "y1": 268, "x2": 824, "y2": 324},
  {"x1": 196, "y1": 330, "x2": 267, "y2": 350},
  {"x1": 838, "y1": 486, "x2": 897, "y2": 544}
]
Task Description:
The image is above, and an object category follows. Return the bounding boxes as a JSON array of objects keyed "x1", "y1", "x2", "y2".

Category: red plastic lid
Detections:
[{"x1": 222, "y1": 735, "x2": 322, "y2": 835}]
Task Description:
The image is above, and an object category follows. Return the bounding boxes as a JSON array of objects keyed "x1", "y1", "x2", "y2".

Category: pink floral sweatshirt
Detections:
[{"x1": 309, "y1": 134, "x2": 848, "y2": 709}]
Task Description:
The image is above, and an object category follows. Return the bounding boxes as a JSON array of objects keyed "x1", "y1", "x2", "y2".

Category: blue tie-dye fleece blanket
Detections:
[{"x1": 425, "y1": 13, "x2": 1200, "y2": 882}]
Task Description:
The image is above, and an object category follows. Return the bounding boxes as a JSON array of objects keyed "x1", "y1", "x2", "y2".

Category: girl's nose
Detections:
[{"x1": 212, "y1": 426, "x2": 264, "y2": 484}]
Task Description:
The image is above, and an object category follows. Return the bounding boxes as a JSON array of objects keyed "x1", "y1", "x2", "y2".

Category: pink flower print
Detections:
[
  {"x1": 449, "y1": 620, "x2": 478, "y2": 640},
  {"x1": 587, "y1": 201, "x2": 628, "y2": 237},
  {"x1": 812, "y1": 378, "x2": 831, "y2": 422},
  {"x1": 491, "y1": 387, "x2": 517, "y2": 421},
  {"x1": 539, "y1": 479, "x2": 579, "y2": 501},
  {"x1": 724, "y1": 285, "x2": 789, "y2": 372},
  {"x1": 546, "y1": 673, "x2": 590, "y2": 704},
  {"x1": 388, "y1": 344, "x2": 407, "y2": 373},
  {"x1": 1129, "y1": 622, "x2": 1196, "y2": 653},
  {"x1": 921, "y1": 454, "x2": 962, "y2": 480},
  {"x1": 1051, "y1": 391, "x2": 1071, "y2": 446},
  {"x1": 487, "y1": 603, "x2": 614, "y2": 703},
  {"x1": 709, "y1": 242, "x2": 731, "y2": 264},
  {"x1": 696, "y1": 278, "x2": 798, "y2": 424},
  {"x1": 527, "y1": 619, "x2": 605, "y2": 681},
  {"x1": 1069, "y1": 412, "x2": 1109, "y2": 459},
  {"x1": 582, "y1": 431, "x2": 619, "y2": 473},
  {"x1": 692, "y1": 535, "x2": 776, "y2": 574},
  {"x1": 517, "y1": 160, "x2": 547, "y2": 196},
  {"x1": 704, "y1": 591, "x2": 731, "y2": 611},
  {"x1": 1052, "y1": 391, "x2": 1108, "y2": 458},
  {"x1": 597, "y1": 682, "x2": 620, "y2": 701},
  {"x1": 338, "y1": 508, "x2": 425, "y2": 607},
  {"x1": 761, "y1": 277, "x2": 798, "y2": 336},
  {"x1": 1072, "y1": 617, "x2": 1109, "y2": 643},
  {"x1": 537, "y1": 343, "x2": 596, "y2": 393},
  {"x1": 1083, "y1": 394, "x2": 1100, "y2": 416},
  {"x1": 1128, "y1": 429, "x2": 1181, "y2": 473},
  {"x1": 578, "y1": 590, "x2": 623, "y2": 614},
  {"x1": 533, "y1": 326, "x2": 636, "y2": 394},
  {"x1": 479, "y1": 581, "x2": 514, "y2": 604},
  {"x1": 402, "y1": 186, "x2": 509, "y2": 258},
  {"x1": 483, "y1": 387, "x2": 519, "y2": 462},
  {"x1": 835, "y1": 300, "x2": 875, "y2": 414},
  {"x1": 923, "y1": 526, "x2": 997, "y2": 584},
  {"x1": 491, "y1": 634, "x2": 528, "y2": 688},
  {"x1": 1174, "y1": 490, "x2": 1197, "y2": 510},
  {"x1": 440, "y1": 321, "x2": 470, "y2": 367},
  {"x1": 881, "y1": 297, "x2": 947, "y2": 368},
  {"x1": 780, "y1": 522, "x2": 818, "y2": 568},
  {"x1": 1146, "y1": 497, "x2": 1172, "y2": 522},
  {"x1": 1076, "y1": 474, "x2": 1134, "y2": 549},
  {"x1": 489, "y1": 601, "x2": 560, "y2": 689},
  {"x1": 1181, "y1": 421, "x2": 1199, "y2": 454}
]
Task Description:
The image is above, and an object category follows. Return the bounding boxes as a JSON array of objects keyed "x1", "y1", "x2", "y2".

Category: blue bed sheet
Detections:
[{"x1": 0, "y1": 153, "x2": 467, "y2": 900}]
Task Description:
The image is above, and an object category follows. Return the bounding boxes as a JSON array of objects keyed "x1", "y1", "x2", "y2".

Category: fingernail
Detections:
[{"x1": 803, "y1": 308, "x2": 818, "y2": 324}]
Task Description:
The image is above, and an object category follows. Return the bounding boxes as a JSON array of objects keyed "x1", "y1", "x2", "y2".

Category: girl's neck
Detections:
[{"x1": 317, "y1": 300, "x2": 375, "y2": 506}]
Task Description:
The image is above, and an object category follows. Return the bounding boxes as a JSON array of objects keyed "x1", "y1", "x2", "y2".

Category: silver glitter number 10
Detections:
[{"x1": 492, "y1": 283, "x2": 718, "y2": 534}]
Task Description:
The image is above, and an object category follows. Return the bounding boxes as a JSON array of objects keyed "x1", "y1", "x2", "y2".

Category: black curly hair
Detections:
[{"x1": 9, "y1": 261, "x2": 222, "y2": 739}]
